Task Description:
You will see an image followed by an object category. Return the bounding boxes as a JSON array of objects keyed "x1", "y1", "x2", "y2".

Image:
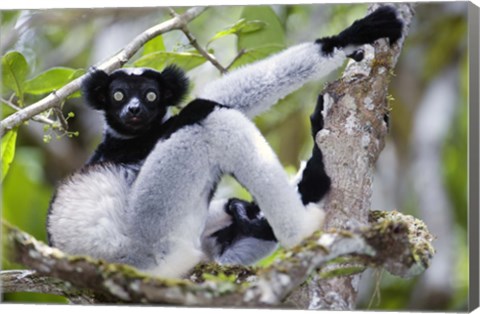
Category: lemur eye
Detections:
[
  {"x1": 146, "y1": 91, "x2": 157, "y2": 102},
  {"x1": 113, "y1": 91, "x2": 124, "y2": 102}
]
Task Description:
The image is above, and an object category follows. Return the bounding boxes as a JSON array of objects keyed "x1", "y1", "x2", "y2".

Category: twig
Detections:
[
  {"x1": 1, "y1": 97, "x2": 56, "y2": 127},
  {"x1": 0, "y1": 6, "x2": 207, "y2": 138},
  {"x1": 226, "y1": 49, "x2": 247, "y2": 71},
  {"x1": 169, "y1": 8, "x2": 228, "y2": 74}
]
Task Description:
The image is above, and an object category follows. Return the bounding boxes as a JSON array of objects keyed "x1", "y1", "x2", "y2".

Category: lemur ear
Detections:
[
  {"x1": 81, "y1": 68, "x2": 111, "y2": 111},
  {"x1": 159, "y1": 65, "x2": 189, "y2": 106}
]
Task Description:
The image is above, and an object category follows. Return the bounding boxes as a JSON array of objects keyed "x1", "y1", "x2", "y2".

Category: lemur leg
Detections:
[
  {"x1": 202, "y1": 198, "x2": 277, "y2": 265},
  {"x1": 205, "y1": 95, "x2": 331, "y2": 264},
  {"x1": 298, "y1": 94, "x2": 331, "y2": 204},
  {"x1": 209, "y1": 109, "x2": 325, "y2": 249}
]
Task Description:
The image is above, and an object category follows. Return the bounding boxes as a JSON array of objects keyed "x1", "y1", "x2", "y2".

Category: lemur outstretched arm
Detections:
[{"x1": 199, "y1": 6, "x2": 403, "y2": 119}]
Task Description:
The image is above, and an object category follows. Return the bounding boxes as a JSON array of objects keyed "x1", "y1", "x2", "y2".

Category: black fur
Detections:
[
  {"x1": 297, "y1": 94, "x2": 331, "y2": 204},
  {"x1": 82, "y1": 68, "x2": 222, "y2": 166},
  {"x1": 347, "y1": 49, "x2": 365, "y2": 62},
  {"x1": 161, "y1": 99, "x2": 224, "y2": 140},
  {"x1": 87, "y1": 99, "x2": 222, "y2": 165},
  {"x1": 213, "y1": 198, "x2": 276, "y2": 255},
  {"x1": 316, "y1": 6, "x2": 404, "y2": 55},
  {"x1": 225, "y1": 198, "x2": 275, "y2": 241},
  {"x1": 82, "y1": 65, "x2": 189, "y2": 138}
]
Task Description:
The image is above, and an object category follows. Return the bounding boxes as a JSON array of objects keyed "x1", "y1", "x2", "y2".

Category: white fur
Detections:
[
  {"x1": 202, "y1": 199, "x2": 232, "y2": 237},
  {"x1": 145, "y1": 238, "x2": 206, "y2": 278},
  {"x1": 199, "y1": 42, "x2": 346, "y2": 118},
  {"x1": 48, "y1": 164, "x2": 132, "y2": 261}
]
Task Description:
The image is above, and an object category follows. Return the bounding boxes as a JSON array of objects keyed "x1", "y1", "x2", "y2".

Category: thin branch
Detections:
[
  {"x1": 0, "y1": 6, "x2": 207, "y2": 138},
  {"x1": 2, "y1": 210, "x2": 434, "y2": 306},
  {"x1": 226, "y1": 49, "x2": 247, "y2": 71},
  {"x1": 53, "y1": 107, "x2": 69, "y2": 132},
  {"x1": 169, "y1": 8, "x2": 228, "y2": 74},
  {"x1": 1, "y1": 97, "x2": 56, "y2": 127}
]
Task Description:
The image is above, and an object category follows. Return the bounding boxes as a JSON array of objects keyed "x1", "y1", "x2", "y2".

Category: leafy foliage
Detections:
[
  {"x1": 24, "y1": 67, "x2": 85, "y2": 96},
  {"x1": 2, "y1": 51, "x2": 29, "y2": 104},
  {"x1": 134, "y1": 50, "x2": 207, "y2": 71},
  {"x1": 231, "y1": 6, "x2": 286, "y2": 69},
  {"x1": 1, "y1": 129, "x2": 17, "y2": 181},
  {"x1": 207, "y1": 18, "x2": 267, "y2": 47}
]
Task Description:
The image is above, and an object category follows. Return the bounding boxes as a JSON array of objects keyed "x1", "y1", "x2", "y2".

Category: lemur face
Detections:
[
  {"x1": 107, "y1": 70, "x2": 164, "y2": 134},
  {"x1": 82, "y1": 66, "x2": 189, "y2": 137}
]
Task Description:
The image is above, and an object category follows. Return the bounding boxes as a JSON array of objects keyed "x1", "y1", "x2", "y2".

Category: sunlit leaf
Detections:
[
  {"x1": 1, "y1": 129, "x2": 17, "y2": 181},
  {"x1": 143, "y1": 35, "x2": 166, "y2": 56},
  {"x1": 237, "y1": 6, "x2": 286, "y2": 61},
  {"x1": 1, "y1": 51, "x2": 29, "y2": 99},
  {"x1": 133, "y1": 51, "x2": 207, "y2": 72},
  {"x1": 1, "y1": 100, "x2": 16, "y2": 118},
  {"x1": 207, "y1": 19, "x2": 267, "y2": 46},
  {"x1": 24, "y1": 67, "x2": 83, "y2": 95},
  {"x1": 67, "y1": 69, "x2": 86, "y2": 99}
]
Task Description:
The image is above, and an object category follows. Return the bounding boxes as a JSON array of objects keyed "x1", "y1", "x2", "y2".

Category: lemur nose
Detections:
[{"x1": 128, "y1": 106, "x2": 140, "y2": 115}]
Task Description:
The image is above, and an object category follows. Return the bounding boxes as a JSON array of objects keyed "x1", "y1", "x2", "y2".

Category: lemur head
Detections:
[{"x1": 82, "y1": 65, "x2": 189, "y2": 136}]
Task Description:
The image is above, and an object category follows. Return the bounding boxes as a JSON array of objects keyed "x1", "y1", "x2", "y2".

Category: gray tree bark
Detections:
[{"x1": 287, "y1": 4, "x2": 416, "y2": 310}]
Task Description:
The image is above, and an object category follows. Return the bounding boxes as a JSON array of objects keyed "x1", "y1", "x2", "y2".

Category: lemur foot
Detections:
[
  {"x1": 347, "y1": 49, "x2": 365, "y2": 62},
  {"x1": 317, "y1": 6, "x2": 404, "y2": 55},
  {"x1": 226, "y1": 198, "x2": 276, "y2": 241}
]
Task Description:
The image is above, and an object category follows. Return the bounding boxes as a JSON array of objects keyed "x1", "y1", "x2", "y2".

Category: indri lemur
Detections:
[{"x1": 47, "y1": 6, "x2": 403, "y2": 278}]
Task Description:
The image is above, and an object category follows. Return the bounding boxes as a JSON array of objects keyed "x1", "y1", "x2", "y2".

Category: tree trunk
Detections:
[{"x1": 291, "y1": 3, "x2": 415, "y2": 310}]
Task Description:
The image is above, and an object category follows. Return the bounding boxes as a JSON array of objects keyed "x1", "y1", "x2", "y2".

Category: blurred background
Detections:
[{"x1": 0, "y1": 3, "x2": 469, "y2": 310}]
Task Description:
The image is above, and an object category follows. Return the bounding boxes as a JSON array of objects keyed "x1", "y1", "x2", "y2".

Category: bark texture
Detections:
[
  {"x1": 2, "y1": 209, "x2": 434, "y2": 306},
  {"x1": 296, "y1": 3, "x2": 416, "y2": 310}
]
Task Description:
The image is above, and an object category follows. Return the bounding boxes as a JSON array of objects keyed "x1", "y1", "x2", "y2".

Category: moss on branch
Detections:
[{"x1": 2, "y1": 209, "x2": 434, "y2": 306}]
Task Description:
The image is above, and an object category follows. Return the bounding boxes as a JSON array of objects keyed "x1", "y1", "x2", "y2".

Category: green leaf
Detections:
[
  {"x1": 1, "y1": 51, "x2": 29, "y2": 99},
  {"x1": 1, "y1": 100, "x2": 16, "y2": 118},
  {"x1": 143, "y1": 35, "x2": 166, "y2": 56},
  {"x1": 237, "y1": 6, "x2": 286, "y2": 61},
  {"x1": 229, "y1": 44, "x2": 284, "y2": 69},
  {"x1": 24, "y1": 67, "x2": 83, "y2": 95},
  {"x1": 133, "y1": 51, "x2": 207, "y2": 72},
  {"x1": 1, "y1": 129, "x2": 17, "y2": 181},
  {"x1": 67, "y1": 69, "x2": 86, "y2": 99},
  {"x1": 207, "y1": 19, "x2": 267, "y2": 46}
]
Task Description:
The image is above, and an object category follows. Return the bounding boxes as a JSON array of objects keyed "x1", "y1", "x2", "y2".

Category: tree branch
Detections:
[
  {"x1": 168, "y1": 8, "x2": 228, "y2": 74},
  {"x1": 2, "y1": 209, "x2": 434, "y2": 306},
  {"x1": 0, "y1": 270, "x2": 95, "y2": 304},
  {"x1": 1, "y1": 97, "x2": 56, "y2": 127},
  {"x1": 0, "y1": 6, "x2": 207, "y2": 138}
]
